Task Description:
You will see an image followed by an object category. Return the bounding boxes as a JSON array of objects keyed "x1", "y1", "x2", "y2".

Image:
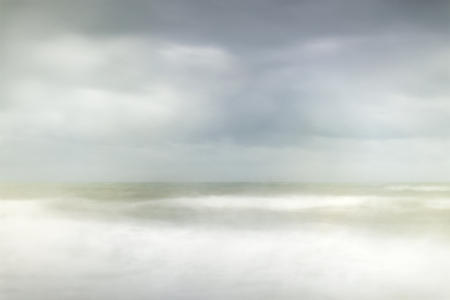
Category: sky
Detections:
[{"x1": 0, "y1": 0, "x2": 449, "y2": 182}]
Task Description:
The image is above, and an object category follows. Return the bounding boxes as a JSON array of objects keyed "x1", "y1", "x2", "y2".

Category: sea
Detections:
[{"x1": 1, "y1": 182, "x2": 450, "y2": 300}]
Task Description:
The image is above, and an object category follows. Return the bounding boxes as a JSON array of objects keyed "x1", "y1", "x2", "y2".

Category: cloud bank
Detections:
[{"x1": 1, "y1": 0, "x2": 449, "y2": 181}]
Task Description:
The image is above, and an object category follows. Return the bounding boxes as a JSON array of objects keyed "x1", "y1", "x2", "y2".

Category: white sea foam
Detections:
[
  {"x1": 2, "y1": 189, "x2": 450, "y2": 300},
  {"x1": 423, "y1": 198, "x2": 450, "y2": 209},
  {"x1": 146, "y1": 195, "x2": 370, "y2": 211},
  {"x1": 386, "y1": 184, "x2": 450, "y2": 192}
]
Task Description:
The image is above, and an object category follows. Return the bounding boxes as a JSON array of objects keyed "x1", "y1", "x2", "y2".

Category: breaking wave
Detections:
[{"x1": 2, "y1": 183, "x2": 450, "y2": 300}]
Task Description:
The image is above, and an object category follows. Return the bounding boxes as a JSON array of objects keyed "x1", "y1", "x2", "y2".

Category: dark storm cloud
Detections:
[
  {"x1": 1, "y1": 0, "x2": 450, "y2": 181},
  {"x1": 4, "y1": 0, "x2": 449, "y2": 45}
]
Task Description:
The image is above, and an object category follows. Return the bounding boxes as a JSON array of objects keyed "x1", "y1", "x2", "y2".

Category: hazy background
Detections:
[{"x1": 1, "y1": 0, "x2": 449, "y2": 182}]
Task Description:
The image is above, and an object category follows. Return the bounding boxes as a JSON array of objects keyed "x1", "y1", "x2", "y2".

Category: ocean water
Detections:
[{"x1": 2, "y1": 183, "x2": 450, "y2": 300}]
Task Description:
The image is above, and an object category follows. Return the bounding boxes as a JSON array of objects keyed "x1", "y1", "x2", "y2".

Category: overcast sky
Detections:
[{"x1": 1, "y1": 0, "x2": 449, "y2": 182}]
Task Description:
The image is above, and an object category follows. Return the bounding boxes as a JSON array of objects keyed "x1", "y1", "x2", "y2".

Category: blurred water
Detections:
[{"x1": 1, "y1": 183, "x2": 450, "y2": 300}]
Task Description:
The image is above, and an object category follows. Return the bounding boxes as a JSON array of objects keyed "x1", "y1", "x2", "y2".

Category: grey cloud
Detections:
[
  {"x1": 4, "y1": 0, "x2": 449, "y2": 47},
  {"x1": 1, "y1": 0, "x2": 450, "y2": 181}
]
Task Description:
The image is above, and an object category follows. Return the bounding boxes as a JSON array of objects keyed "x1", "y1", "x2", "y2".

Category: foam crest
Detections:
[
  {"x1": 386, "y1": 184, "x2": 450, "y2": 192},
  {"x1": 148, "y1": 194, "x2": 369, "y2": 211}
]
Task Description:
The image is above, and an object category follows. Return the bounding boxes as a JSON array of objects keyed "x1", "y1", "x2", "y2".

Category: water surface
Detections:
[{"x1": 2, "y1": 183, "x2": 450, "y2": 299}]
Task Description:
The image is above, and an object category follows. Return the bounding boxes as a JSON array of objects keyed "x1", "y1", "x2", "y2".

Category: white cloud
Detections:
[{"x1": 1, "y1": 35, "x2": 238, "y2": 145}]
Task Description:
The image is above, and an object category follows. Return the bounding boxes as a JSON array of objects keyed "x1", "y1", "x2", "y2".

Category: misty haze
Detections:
[{"x1": 1, "y1": 0, "x2": 450, "y2": 299}]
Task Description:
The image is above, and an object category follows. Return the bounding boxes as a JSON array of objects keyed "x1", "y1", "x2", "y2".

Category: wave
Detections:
[
  {"x1": 2, "y1": 195, "x2": 450, "y2": 300},
  {"x1": 143, "y1": 194, "x2": 370, "y2": 211},
  {"x1": 385, "y1": 184, "x2": 450, "y2": 192}
]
